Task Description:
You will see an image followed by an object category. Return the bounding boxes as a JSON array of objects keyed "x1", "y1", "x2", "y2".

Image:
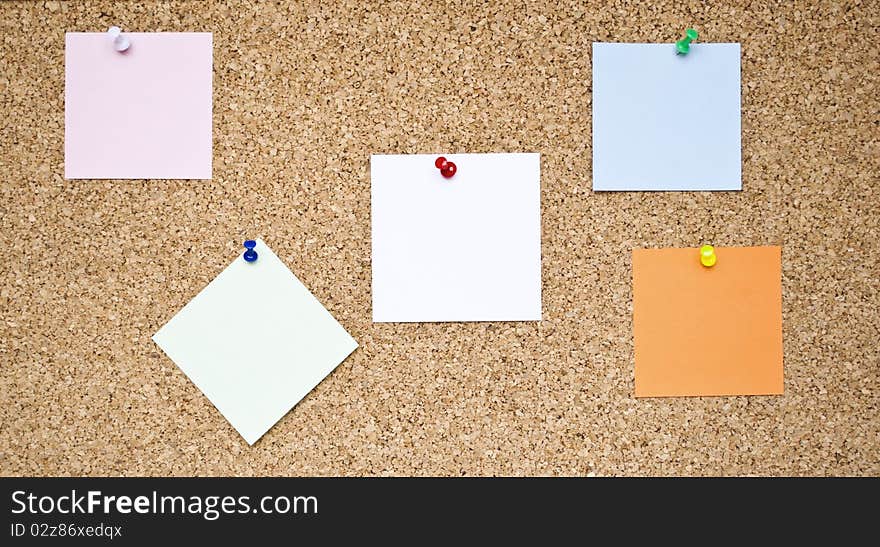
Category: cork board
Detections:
[{"x1": 1, "y1": 1, "x2": 877, "y2": 476}]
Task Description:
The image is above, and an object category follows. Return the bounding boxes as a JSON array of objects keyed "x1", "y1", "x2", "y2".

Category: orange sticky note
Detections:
[{"x1": 633, "y1": 246, "x2": 783, "y2": 397}]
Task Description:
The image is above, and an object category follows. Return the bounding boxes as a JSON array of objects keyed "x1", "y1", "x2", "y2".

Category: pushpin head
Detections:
[
  {"x1": 114, "y1": 35, "x2": 131, "y2": 52},
  {"x1": 435, "y1": 156, "x2": 457, "y2": 178},
  {"x1": 675, "y1": 28, "x2": 698, "y2": 55},
  {"x1": 700, "y1": 244, "x2": 716, "y2": 267},
  {"x1": 243, "y1": 240, "x2": 258, "y2": 262},
  {"x1": 108, "y1": 26, "x2": 130, "y2": 52}
]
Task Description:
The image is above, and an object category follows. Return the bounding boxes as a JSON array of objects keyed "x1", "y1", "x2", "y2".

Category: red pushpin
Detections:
[{"x1": 435, "y1": 156, "x2": 457, "y2": 179}]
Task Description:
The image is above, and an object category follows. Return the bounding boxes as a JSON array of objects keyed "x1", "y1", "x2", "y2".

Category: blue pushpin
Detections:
[{"x1": 243, "y1": 240, "x2": 258, "y2": 262}]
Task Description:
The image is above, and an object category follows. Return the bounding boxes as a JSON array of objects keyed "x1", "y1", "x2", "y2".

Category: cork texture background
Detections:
[{"x1": 1, "y1": 0, "x2": 878, "y2": 476}]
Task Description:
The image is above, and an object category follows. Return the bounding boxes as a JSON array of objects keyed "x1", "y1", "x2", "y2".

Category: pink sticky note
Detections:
[{"x1": 65, "y1": 32, "x2": 212, "y2": 179}]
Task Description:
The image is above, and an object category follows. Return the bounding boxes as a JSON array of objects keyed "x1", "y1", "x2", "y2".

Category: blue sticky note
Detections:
[{"x1": 592, "y1": 42, "x2": 742, "y2": 191}]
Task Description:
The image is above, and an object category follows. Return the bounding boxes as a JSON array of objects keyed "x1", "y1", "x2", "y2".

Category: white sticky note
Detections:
[
  {"x1": 592, "y1": 42, "x2": 741, "y2": 191},
  {"x1": 371, "y1": 153, "x2": 542, "y2": 322},
  {"x1": 153, "y1": 239, "x2": 357, "y2": 444}
]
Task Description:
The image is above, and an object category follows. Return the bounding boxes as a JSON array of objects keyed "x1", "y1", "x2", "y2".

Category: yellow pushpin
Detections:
[{"x1": 700, "y1": 245, "x2": 717, "y2": 267}]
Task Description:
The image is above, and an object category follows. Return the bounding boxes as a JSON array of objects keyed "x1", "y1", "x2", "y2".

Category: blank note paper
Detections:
[
  {"x1": 592, "y1": 43, "x2": 741, "y2": 191},
  {"x1": 633, "y1": 246, "x2": 783, "y2": 397},
  {"x1": 371, "y1": 153, "x2": 542, "y2": 323},
  {"x1": 65, "y1": 32, "x2": 213, "y2": 179},
  {"x1": 153, "y1": 239, "x2": 357, "y2": 444}
]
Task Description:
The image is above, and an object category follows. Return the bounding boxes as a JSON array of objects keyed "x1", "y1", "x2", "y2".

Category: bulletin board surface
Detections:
[{"x1": 1, "y1": 0, "x2": 877, "y2": 476}]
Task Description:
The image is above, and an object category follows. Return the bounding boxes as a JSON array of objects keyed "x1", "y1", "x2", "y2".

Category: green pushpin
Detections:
[{"x1": 675, "y1": 28, "x2": 699, "y2": 55}]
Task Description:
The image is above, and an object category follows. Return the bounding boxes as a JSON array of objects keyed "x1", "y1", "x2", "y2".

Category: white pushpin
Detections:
[{"x1": 107, "y1": 26, "x2": 130, "y2": 52}]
